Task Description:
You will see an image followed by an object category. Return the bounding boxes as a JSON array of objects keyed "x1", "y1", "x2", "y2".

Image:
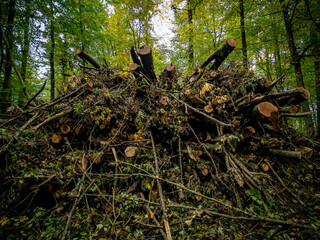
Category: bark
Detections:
[
  {"x1": 280, "y1": 0, "x2": 314, "y2": 136},
  {"x1": 239, "y1": 0, "x2": 248, "y2": 69},
  {"x1": 19, "y1": 0, "x2": 31, "y2": 106},
  {"x1": 0, "y1": 1, "x2": 4, "y2": 79},
  {"x1": 315, "y1": 51, "x2": 320, "y2": 138},
  {"x1": 50, "y1": 0, "x2": 55, "y2": 100},
  {"x1": 190, "y1": 39, "x2": 237, "y2": 79},
  {"x1": 268, "y1": 148, "x2": 313, "y2": 159},
  {"x1": 130, "y1": 46, "x2": 142, "y2": 66},
  {"x1": 209, "y1": 39, "x2": 237, "y2": 71},
  {"x1": 74, "y1": 49, "x2": 101, "y2": 69},
  {"x1": 136, "y1": 44, "x2": 156, "y2": 81},
  {"x1": 187, "y1": 0, "x2": 194, "y2": 66},
  {"x1": 1, "y1": 0, "x2": 16, "y2": 111}
]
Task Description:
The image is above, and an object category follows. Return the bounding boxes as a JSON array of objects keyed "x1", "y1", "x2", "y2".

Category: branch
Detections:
[
  {"x1": 150, "y1": 132, "x2": 172, "y2": 240},
  {"x1": 23, "y1": 79, "x2": 47, "y2": 109},
  {"x1": 74, "y1": 49, "x2": 101, "y2": 69},
  {"x1": 170, "y1": 93, "x2": 232, "y2": 127}
]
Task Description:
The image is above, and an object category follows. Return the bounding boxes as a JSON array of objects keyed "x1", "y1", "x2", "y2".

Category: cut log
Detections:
[
  {"x1": 209, "y1": 39, "x2": 237, "y2": 71},
  {"x1": 136, "y1": 44, "x2": 156, "y2": 81},
  {"x1": 74, "y1": 49, "x2": 100, "y2": 69},
  {"x1": 241, "y1": 126, "x2": 255, "y2": 139},
  {"x1": 210, "y1": 71, "x2": 217, "y2": 78},
  {"x1": 164, "y1": 63, "x2": 176, "y2": 81},
  {"x1": 60, "y1": 124, "x2": 71, "y2": 134},
  {"x1": 51, "y1": 133, "x2": 63, "y2": 144},
  {"x1": 125, "y1": 146, "x2": 138, "y2": 158},
  {"x1": 268, "y1": 148, "x2": 312, "y2": 159},
  {"x1": 260, "y1": 163, "x2": 269, "y2": 172},
  {"x1": 75, "y1": 124, "x2": 84, "y2": 135},
  {"x1": 256, "y1": 102, "x2": 278, "y2": 118},
  {"x1": 160, "y1": 96, "x2": 170, "y2": 105},
  {"x1": 129, "y1": 63, "x2": 143, "y2": 80},
  {"x1": 190, "y1": 39, "x2": 237, "y2": 79},
  {"x1": 275, "y1": 87, "x2": 310, "y2": 106},
  {"x1": 254, "y1": 102, "x2": 280, "y2": 130},
  {"x1": 204, "y1": 104, "x2": 214, "y2": 113}
]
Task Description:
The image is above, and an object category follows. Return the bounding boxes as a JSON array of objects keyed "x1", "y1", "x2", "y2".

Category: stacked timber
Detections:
[{"x1": 0, "y1": 39, "x2": 319, "y2": 239}]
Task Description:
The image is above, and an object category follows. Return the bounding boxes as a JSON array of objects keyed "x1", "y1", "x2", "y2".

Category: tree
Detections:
[
  {"x1": 49, "y1": 0, "x2": 55, "y2": 100},
  {"x1": 187, "y1": 0, "x2": 194, "y2": 65},
  {"x1": 18, "y1": 0, "x2": 31, "y2": 106},
  {"x1": 279, "y1": 0, "x2": 315, "y2": 137},
  {"x1": 1, "y1": 0, "x2": 16, "y2": 111},
  {"x1": 239, "y1": 0, "x2": 248, "y2": 69}
]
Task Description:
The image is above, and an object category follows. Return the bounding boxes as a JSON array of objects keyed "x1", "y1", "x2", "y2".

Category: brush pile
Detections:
[{"x1": 0, "y1": 39, "x2": 319, "y2": 239}]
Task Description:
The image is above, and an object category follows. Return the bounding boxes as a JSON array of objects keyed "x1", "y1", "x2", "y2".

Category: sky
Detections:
[{"x1": 151, "y1": 0, "x2": 175, "y2": 48}]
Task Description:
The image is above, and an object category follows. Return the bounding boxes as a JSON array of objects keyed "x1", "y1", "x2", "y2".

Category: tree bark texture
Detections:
[
  {"x1": 314, "y1": 50, "x2": 320, "y2": 138},
  {"x1": 50, "y1": 0, "x2": 55, "y2": 100},
  {"x1": 239, "y1": 0, "x2": 248, "y2": 69},
  {"x1": 1, "y1": 0, "x2": 16, "y2": 111},
  {"x1": 187, "y1": 0, "x2": 194, "y2": 66},
  {"x1": 208, "y1": 39, "x2": 237, "y2": 71},
  {"x1": 136, "y1": 44, "x2": 156, "y2": 81},
  {"x1": 74, "y1": 49, "x2": 101, "y2": 69},
  {"x1": 0, "y1": 1, "x2": 4, "y2": 79},
  {"x1": 190, "y1": 39, "x2": 237, "y2": 79},
  {"x1": 19, "y1": 0, "x2": 31, "y2": 106}
]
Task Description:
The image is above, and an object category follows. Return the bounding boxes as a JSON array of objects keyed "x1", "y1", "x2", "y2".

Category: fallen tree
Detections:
[{"x1": 0, "y1": 39, "x2": 319, "y2": 239}]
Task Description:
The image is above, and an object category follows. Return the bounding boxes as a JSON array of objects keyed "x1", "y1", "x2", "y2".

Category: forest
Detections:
[{"x1": 0, "y1": 0, "x2": 320, "y2": 239}]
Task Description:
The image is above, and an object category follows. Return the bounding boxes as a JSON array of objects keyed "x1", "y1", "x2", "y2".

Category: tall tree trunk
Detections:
[
  {"x1": 187, "y1": 0, "x2": 194, "y2": 66},
  {"x1": 314, "y1": 49, "x2": 320, "y2": 138},
  {"x1": 1, "y1": 0, "x2": 16, "y2": 111},
  {"x1": 239, "y1": 0, "x2": 248, "y2": 69},
  {"x1": 18, "y1": 0, "x2": 31, "y2": 106},
  {"x1": 50, "y1": 0, "x2": 55, "y2": 100},
  {"x1": 280, "y1": 1, "x2": 315, "y2": 137},
  {"x1": 0, "y1": 1, "x2": 4, "y2": 79}
]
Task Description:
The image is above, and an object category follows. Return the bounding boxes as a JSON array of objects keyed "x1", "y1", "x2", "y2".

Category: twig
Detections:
[
  {"x1": 265, "y1": 73, "x2": 286, "y2": 94},
  {"x1": 23, "y1": 79, "x2": 47, "y2": 109},
  {"x1": 187, "y1": 123, "x2": 218, "y2": 175},
  {"x1": 61, "y1": 178, "x2": 84, "y2": 240},
  {"x1": 0, "y1": 112, "x2": 39, "y2": 155},
  {"x1": 170, "y1": 93, "x2": 232, "y2": 127},
  {"x1": 44, "y1": 82, "x2": 88, "y2": 109},
  {"x1": 133, "y1": 221, "x2": 163, "y2": 229},
  {"x1": 140, "y1": 193, "x2": 167, "y2": 239},
  {"x1": 32, "y1": 109, "x2": 72, "y2": 130},
  {"x1": 150, "y1": 132, "x2": 172, "y2": 240},
  {"x1": 265, "y1": 160, "x2": 306, "y2": 206}
]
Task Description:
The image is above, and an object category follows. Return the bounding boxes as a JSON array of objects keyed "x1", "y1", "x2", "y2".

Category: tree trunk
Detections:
[
  {"x1": 18, "y1": 0, "x2": 31, "y2": 106},
  {"x1": 0, "y1": 1, "x2": 4, "y2": 79},
  {"x1": 187, "y1": 0, "x2": 194, "y2": 66},
  {"x1": 314, "y1": 50, "x2": 320, "y2": 138},
  {"x1": 50, "y1": 0, "x2": 55, "y2": 100},
  {"x1": 1, "y1": 0, "x2": 16, "y2": 111},
  {"x1": 280, "y1": 0, "x2": 314, "y2": 137},
  {"x1": 239, "y1": 0, "x2": 248, "y2": 69}
]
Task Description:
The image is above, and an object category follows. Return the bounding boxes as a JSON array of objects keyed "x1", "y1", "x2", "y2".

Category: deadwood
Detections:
[
  {"x1": 190, "y1": 39, "x2": 237, "y2": 79},
  {"x1": 74, "y1": 49, "x2": 101, "y2": 69},
  {"x1": 136, "y1": 44, "x2": 157, "y2": 81}
]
